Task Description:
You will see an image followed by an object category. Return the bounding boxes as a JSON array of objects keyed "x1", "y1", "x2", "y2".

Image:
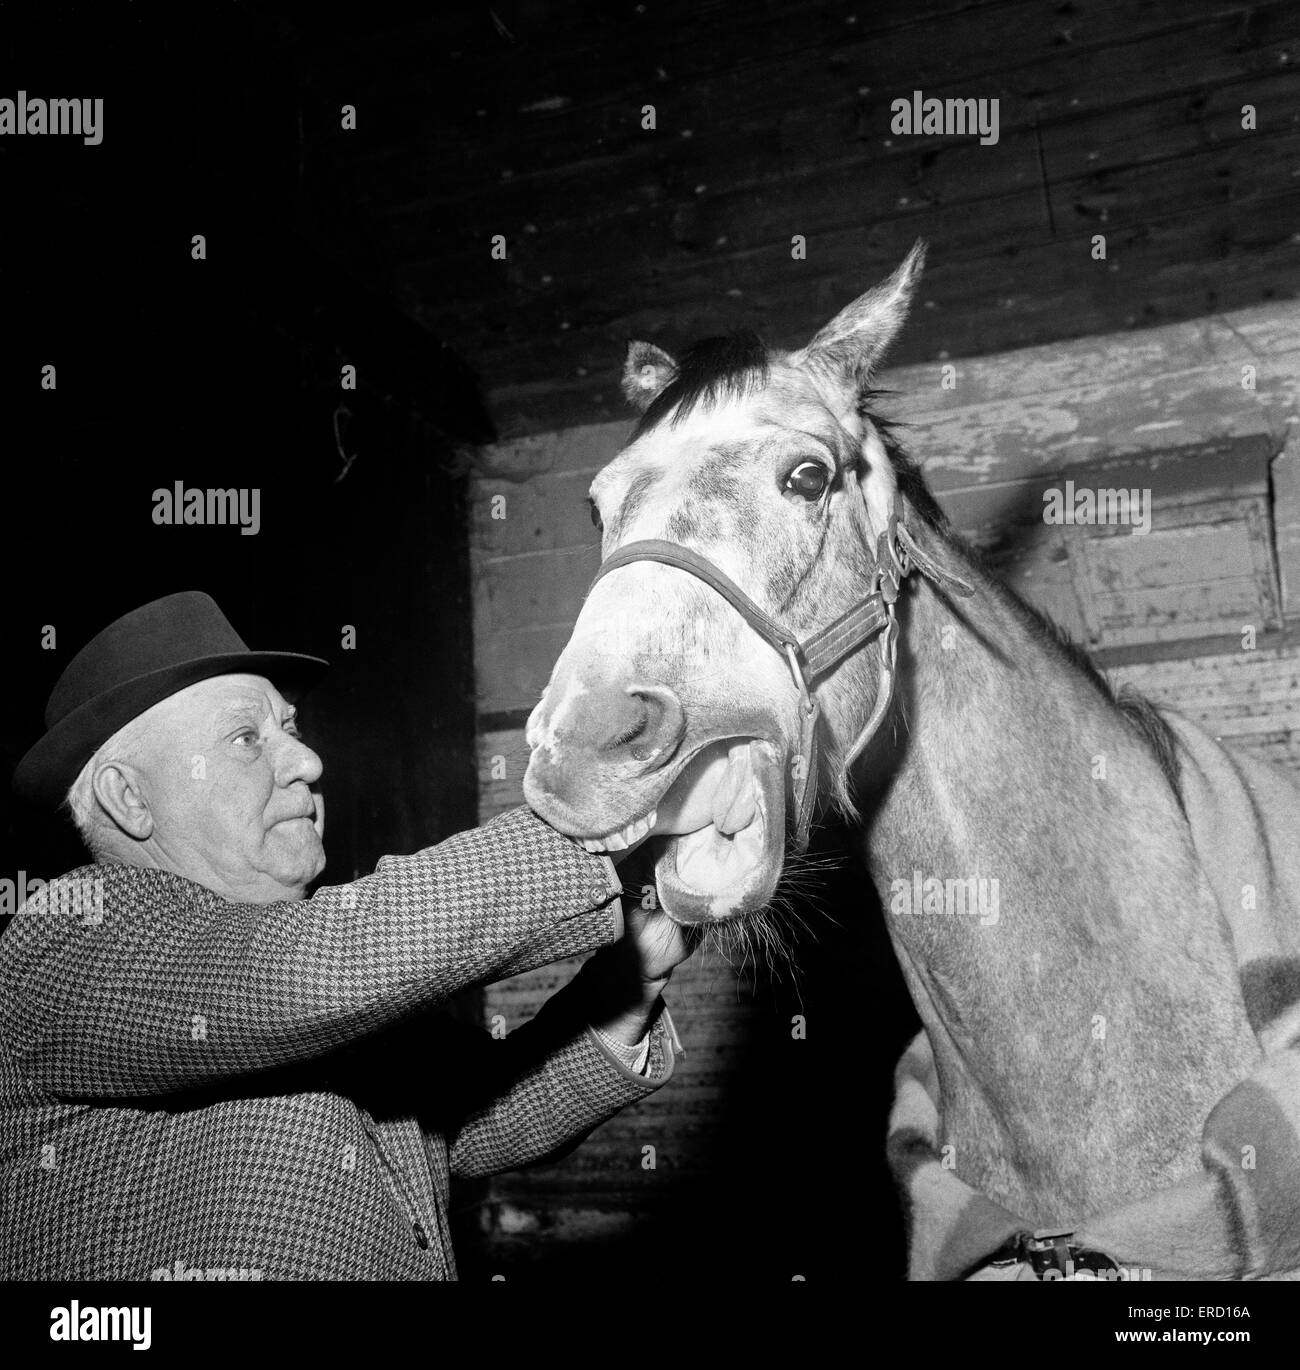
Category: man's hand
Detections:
[
  {"x1": 608, "y1": 840, "x2": 698, "y2": 979},
  {"x1": 587, "y1": 840, "x2": 701, "y2": 1046},
  {"x1": 621, "y1": 891, "x2": 697, "y2": 983}
]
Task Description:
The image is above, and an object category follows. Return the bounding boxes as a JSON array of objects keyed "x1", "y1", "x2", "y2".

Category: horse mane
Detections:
[
  {"x1": 1021, "y1": 603, "x2": 1186, "y2": 811},
  {"x1": 864, "y1": 393, "x2": 1185, "y2": 810},
  {"x1": 628, "y1": 333, "x2": 1186, "y2": 809},
  {"x1": 860, "y1": 390, "x2": 949, "y2": 531}
]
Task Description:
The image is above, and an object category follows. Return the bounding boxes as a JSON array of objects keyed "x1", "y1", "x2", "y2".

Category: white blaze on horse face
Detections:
[
  {"x1": 525, "y1": 672, "x2": 588, "y2": 759},
  {"x1": 593, "y1": 403, "x2": 772, "y2": 581}
]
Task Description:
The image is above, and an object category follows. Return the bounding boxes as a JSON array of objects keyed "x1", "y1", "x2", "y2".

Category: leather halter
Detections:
[{"x1": 588, "y1": 492, "x2": 974, "y2": 852}]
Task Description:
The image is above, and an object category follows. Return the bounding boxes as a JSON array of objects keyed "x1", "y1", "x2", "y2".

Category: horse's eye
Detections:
[
  {"x1": 589, "y1": 500, "x2": 604, "y2": 531},
  {"x1": 784, "y1": 461, "x2": 830, "y2": 501}
]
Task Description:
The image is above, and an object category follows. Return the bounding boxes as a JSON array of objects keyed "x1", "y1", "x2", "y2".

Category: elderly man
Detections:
[{"x1": 0, "y1": 591, "x2": 690, "y2": 1280}]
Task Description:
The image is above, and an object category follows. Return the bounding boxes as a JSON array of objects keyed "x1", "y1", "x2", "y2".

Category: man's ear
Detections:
[
  {"x1": 622, "y1": 341, "x2": 679, "y2": 412},
  {"x1": 92, "y1": 762, "x2": 154, "y2": 840},
  {"x1": 790, "y1": 240, "x2": 926, "y2": 395}
]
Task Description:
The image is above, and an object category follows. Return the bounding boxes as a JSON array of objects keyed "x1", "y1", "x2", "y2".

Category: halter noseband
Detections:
[{"x1": 587, "y1": 492, "x2": 974, "y2": 852}]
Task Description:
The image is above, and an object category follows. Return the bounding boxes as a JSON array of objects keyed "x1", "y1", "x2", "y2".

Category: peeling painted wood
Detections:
[{"x1": 470, "y1": 302, "x2": 1300, "y2": 714}]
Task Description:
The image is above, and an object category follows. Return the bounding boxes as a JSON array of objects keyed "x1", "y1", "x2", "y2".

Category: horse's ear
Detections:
[
  {"x1": 792, "y1": 240, "x2": 926, "y2": 389},
  {"x1": 622, "y1": 341, "x2": 679, "y2": 412}
]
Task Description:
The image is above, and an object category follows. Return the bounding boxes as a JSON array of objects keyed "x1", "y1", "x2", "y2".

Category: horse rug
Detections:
[{"x1": 888, "y1": 710, "x2": 1300, "y2": 1281}]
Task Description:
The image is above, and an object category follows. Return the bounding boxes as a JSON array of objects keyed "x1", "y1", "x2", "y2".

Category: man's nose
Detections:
[{"x1": 275, "y1": 734, "x2": 323, "y2": 788}]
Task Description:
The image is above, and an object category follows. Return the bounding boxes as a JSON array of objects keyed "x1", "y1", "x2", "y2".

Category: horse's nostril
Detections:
[
  {"x1": 624, "y1": 685, "x2": 685, "y2": 767},
  {"x1": 603, "y1": 696, "x2": 650, "y2": 753},
  {"x1": 634, "y1": 691, "x2": 662, "y2": 735},
  {"x1": 595, "y1": 684, "x2": 685, "y2": 766}
]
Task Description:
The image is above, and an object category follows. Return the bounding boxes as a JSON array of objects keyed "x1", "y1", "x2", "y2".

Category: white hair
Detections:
[{"x1": 65, "y1": 711, "x2": 156, "y2": 857}]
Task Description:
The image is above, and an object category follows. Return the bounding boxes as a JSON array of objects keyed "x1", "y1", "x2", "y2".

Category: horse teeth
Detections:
[{"x1": 582, "y1": 811, "x2": 657, "y2": 853}]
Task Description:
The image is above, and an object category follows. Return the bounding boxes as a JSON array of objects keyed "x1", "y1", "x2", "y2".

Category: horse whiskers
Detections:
[
  {"x1": 692, "y1": 875, "x2": 838, "y2": 986},
  {"x1": 772, "y1": 847, "x2": 847, "y2": 932},
  {"x1": 696, "y1": 910, "x2": 785, "y2": 983}
]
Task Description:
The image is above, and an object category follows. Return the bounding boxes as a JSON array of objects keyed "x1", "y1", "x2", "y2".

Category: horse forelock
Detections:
[
  {"x1": 607, "y1": 356, "x2": 905, "y2": 618},
  {"x1": 627, "y1": 325, "x2": 946, "y2": 530},
  {"x1": 632, "y1": 330, "x2": 771, "y2": 438}
]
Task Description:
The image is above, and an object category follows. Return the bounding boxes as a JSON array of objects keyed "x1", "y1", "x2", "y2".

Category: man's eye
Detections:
[
  {"x1": 232, "y1": 730, "x2": 260, "y2": 747},
  {"x1": 784, "y1": 461, "x2": 830, "y2": 501}
]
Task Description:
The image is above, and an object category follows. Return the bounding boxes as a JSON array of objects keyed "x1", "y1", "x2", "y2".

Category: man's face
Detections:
[{"x1": 133, "y1": 674, "x2": 326, "y2": 902}]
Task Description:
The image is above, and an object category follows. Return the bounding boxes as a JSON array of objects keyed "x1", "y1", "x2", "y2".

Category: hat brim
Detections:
[{"x1": 13, "y1": 650, "x2": 329, "y2": 809}]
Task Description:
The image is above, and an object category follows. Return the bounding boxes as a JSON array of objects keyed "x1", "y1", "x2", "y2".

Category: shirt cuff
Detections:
[{"x1": 591, "y1": 1022, "x2": 652, "y2": 1074}]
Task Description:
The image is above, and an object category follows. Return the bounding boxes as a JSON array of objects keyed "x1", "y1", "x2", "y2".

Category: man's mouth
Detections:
[{"x1": 274, "y1": 805, "x2": 318, "y2": 827}]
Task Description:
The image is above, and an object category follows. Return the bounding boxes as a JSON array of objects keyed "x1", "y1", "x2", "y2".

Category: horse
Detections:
[{"x1": 521, "y1": 245, "x2": 1300, "y2": 1281}]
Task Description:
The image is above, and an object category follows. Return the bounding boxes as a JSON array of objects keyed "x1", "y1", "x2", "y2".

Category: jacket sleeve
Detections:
[
  {"x1": 344, "y1": 961, "x2": 676, "y2": 1177},
  {"x1": 446, "y1": 1013, "x2": 676, "y2": 1179},
  {"x1": 424, "y1": 960, "x2": 676, "y2": 1178},
  {"x1": 3, "y1": 808, "x2": 624, "y2": 1100}
]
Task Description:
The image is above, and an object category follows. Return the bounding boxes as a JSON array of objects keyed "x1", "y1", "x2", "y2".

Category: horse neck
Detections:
[{"x1": 855, "y1": 529, "x2": 1259, "y2": 1220}]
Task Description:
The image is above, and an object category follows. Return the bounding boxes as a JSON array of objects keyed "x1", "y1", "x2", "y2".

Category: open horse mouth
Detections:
[{"x1": 578, "y1": 738, "x2": 786, "y2": 924}]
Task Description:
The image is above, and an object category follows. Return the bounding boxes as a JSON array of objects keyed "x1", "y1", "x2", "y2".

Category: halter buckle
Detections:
[
  {"x1": 986, "y1": 1229, "x2": 1122, "y2": 1281},
  {"x1": 889, "y1": 498, "x2": 911, "y2": 575},
  {"x1": 874, "y1": 521, "x2": 906, "y2": 606}
]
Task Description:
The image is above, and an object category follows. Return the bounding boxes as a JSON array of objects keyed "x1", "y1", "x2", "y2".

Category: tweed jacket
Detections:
[{"x1": 0, "y1": 807, "x2": 677, "y2": 1280}]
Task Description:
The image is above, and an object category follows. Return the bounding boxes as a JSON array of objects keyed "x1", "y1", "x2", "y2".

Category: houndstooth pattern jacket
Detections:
[{"x1": 0, "y1": 807, "x2": 677, "y2": 1280}]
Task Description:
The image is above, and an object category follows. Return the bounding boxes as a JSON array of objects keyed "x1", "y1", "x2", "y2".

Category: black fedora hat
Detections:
[{"x1": 13, "y1": 591, "x2": 329, "y2": 808}]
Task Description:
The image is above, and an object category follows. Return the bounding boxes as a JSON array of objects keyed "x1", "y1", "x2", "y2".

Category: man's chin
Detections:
[{"x1": 265, "y1": 828, "x2": 326, "y2": 897}]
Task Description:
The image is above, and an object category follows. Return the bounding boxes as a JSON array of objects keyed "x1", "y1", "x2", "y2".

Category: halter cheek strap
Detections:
[{"x1": 587, "y1": 493, "x2": 974, "y2": 851}]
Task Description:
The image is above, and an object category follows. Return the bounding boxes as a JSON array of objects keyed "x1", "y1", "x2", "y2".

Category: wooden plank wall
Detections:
[
  {"x1": 464, "y1": 297, "x2": 1300, "y2": 1266},
  {"x1": 473, "y1": 299, "x2": 1300, "y2": 728},
  {"x1": 308, "y1": 0, "x2": 1300, "y2": 439}
]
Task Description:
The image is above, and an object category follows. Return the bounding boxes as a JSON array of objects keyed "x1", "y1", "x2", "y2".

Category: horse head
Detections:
[{"x1": 524, "y1": 243, "x2": 946, "y2": 924}]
